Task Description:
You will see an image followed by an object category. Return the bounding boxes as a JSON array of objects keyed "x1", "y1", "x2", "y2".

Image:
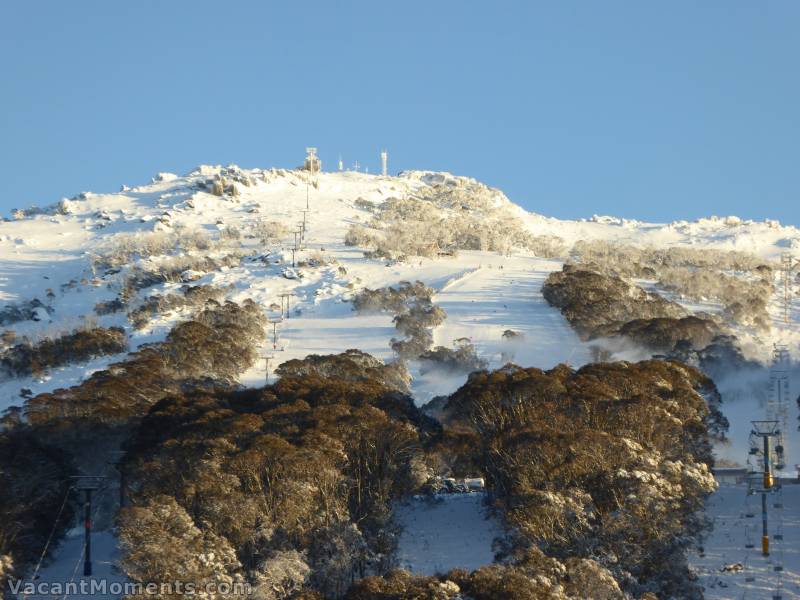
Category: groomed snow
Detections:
[
  {"x1": 692, "y1": 483, "x2": 800, "y2": 599},
  {"x1": 394, "y1": 493, "x2": 501, "y2": 576}
]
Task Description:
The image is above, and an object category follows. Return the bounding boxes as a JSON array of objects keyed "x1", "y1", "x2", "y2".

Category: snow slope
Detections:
[{"x1": 394, "y1": 493, "x2": 501, "y2": 576}]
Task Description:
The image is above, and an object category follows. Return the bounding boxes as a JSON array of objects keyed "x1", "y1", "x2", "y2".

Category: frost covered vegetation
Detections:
[
  {"x1": 116, "y1": 355, "x2": 723, "y2": 599},
  {"x1": 0, "y1": 298, "x2": 267, "y2": 590},
  {"x1": 542, "y1": 265, "x2": 762, "y2": 375},
  {"x1": 0, "y1": 329, "x2": 724, "y2": 599},
  {"x1": 570, "y1": 240, "x2": 774, "y2": 331},
  {"x1": 353, "y1": 282, "x2": 447, "y2": 361},
  {"x1": 418, "y1": 340, "x2": 487, "y2": 375},
  {"x1": 345, "y1": 178, "x2": 566, "y2": 259},
  {"x1": 374, "y1": 360, "x2": 724, "y2": 600},
  {"x1": 121, "y1": 252, "x2": 244, "y2": 299},
  {"x1": 90, "y1": 228, "x2": 217, "y2": 270},
  {"x1": 24, "y1": 299, "x2": 265, "y2": 427},
  {"x1": 0, "y1": 326, "x2": 126, "y2": 378},
  {"x1": 118, "y1": 350, "x2": 436, "y2": 599},
  {"x1": 128, "y1": 284, "x2": 227, "y2": 329},
  {"x1": 89, "y1": 228, "x2": 248, "y2": 305}
]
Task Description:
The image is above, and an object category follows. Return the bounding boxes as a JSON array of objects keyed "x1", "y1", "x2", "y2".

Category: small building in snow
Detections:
[{"x1": 713, "y1": 467, "x2": 748, "y2": 485}]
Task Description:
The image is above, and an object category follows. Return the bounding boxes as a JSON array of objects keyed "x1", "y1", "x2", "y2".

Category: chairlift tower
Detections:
[
  {"x1": 767, "y1": 345, "x2": 790, "y2": 472},
  {"x1": 748, "y1": 421, "x2": 780, "y2": 556},
  {"x1": 261, "y1": 354, "x2": 275, "y2": 382},
  {"x1": 71, "y1": 475, "x2": 106, "y2": 576},
  {"x1": 780, "y1": 252, "x2": 795, "y2": 325},
  {"x1": 268, "y1": 318, "x2": 282, "y2": 348},
  {"x1": 279, "y1": 293, "x2": 293, "y2": 320}
]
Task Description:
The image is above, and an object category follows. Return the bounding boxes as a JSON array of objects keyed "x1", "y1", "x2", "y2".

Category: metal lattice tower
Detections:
[
  {"x1": 780, "y1": 252, "x2": 796, "y2": 324},
  {"x1": 767, "y1": 344, "x2": 790, "y2": 471}
]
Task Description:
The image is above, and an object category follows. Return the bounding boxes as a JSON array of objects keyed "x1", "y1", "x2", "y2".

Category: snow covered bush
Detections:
[
  {"x1": 94, "y1": 297, "x2": 125, "y2": 315},
  {"x1": 344, "y1": 188, "x2": 567, "y2": 259},
  {"x1": 418, "y1": 341, "x2": 488, "y2": 375},
  {"x1": 344, "y1": 224, "x2": 380, "y2": 248},
  {"x1": 251, "y1": 550, "x2": 311, "y2": 600},
  {"x1": 220, "y1": 224, "x2": 242, "y2": 242},
  {"x1": 91, "y1": 227, "x2": 225, "y2": 270},
  {"x1": 251, "y1": 220, "x2": 289, "y2": 245},
  {"x1": 352, "y1": 282, "x2": 434, "y2": 314},
  {"x1": 0, "y1": 299, "x2": 52, "y2": 326},
  {"x1": 128, "y1": 284, "x2": 226, "y2": 330},
  {"x1": 121, "y1": 251, "x2": 244, "y2": 298}
]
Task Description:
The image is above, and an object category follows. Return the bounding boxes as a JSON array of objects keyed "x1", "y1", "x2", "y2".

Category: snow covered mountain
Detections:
[
  {"x1": 1, "y1": 164, "x2": 798, "y2": 410},
  {"x1": 2, "y1": 164, "x2": 800, "y2": 599}
]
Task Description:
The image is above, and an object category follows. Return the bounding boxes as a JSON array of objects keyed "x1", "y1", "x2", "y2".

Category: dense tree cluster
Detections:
[
  {"x1": 0, "y1": 297, "x2": 267, "y2": 586},
  {"x1": 542, "y1": 265, "x2": 689, "y2": 340},
  {"x1": 276, "y1": 349, "x2": 412, "y2": 393},
  {"x1": 0, "y1": 326, "x2": 127, "y2": 379},
  {"x1": 570, "y1": 240, "x2": 774, "y2": 330},
  {"x1": 24, "y1": 299, "x2": 265, "y2": 427},
  {"x1": 542, "y1": 265, "x2": 763, "y2": 377},
  {"x1": 347, "y1": 553, "x2": 626, "y2": 600},
  {"x1": 657, "y1": 266, "x2": 772, "y2": 330},
  {"x1": 438, "y1": 360, "x2": 722, "y2": 598},
  {"x1": 117, "y1": 355, "x2": 438, "y2": 598},
  {"x1": 0, "y1": 428, "x2": 75, "y2": 590}
]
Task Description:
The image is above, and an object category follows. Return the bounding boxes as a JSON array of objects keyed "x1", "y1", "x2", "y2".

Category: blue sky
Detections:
[{"x1": 1, "y1": 1, "x2": 798, "y2": 224}]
